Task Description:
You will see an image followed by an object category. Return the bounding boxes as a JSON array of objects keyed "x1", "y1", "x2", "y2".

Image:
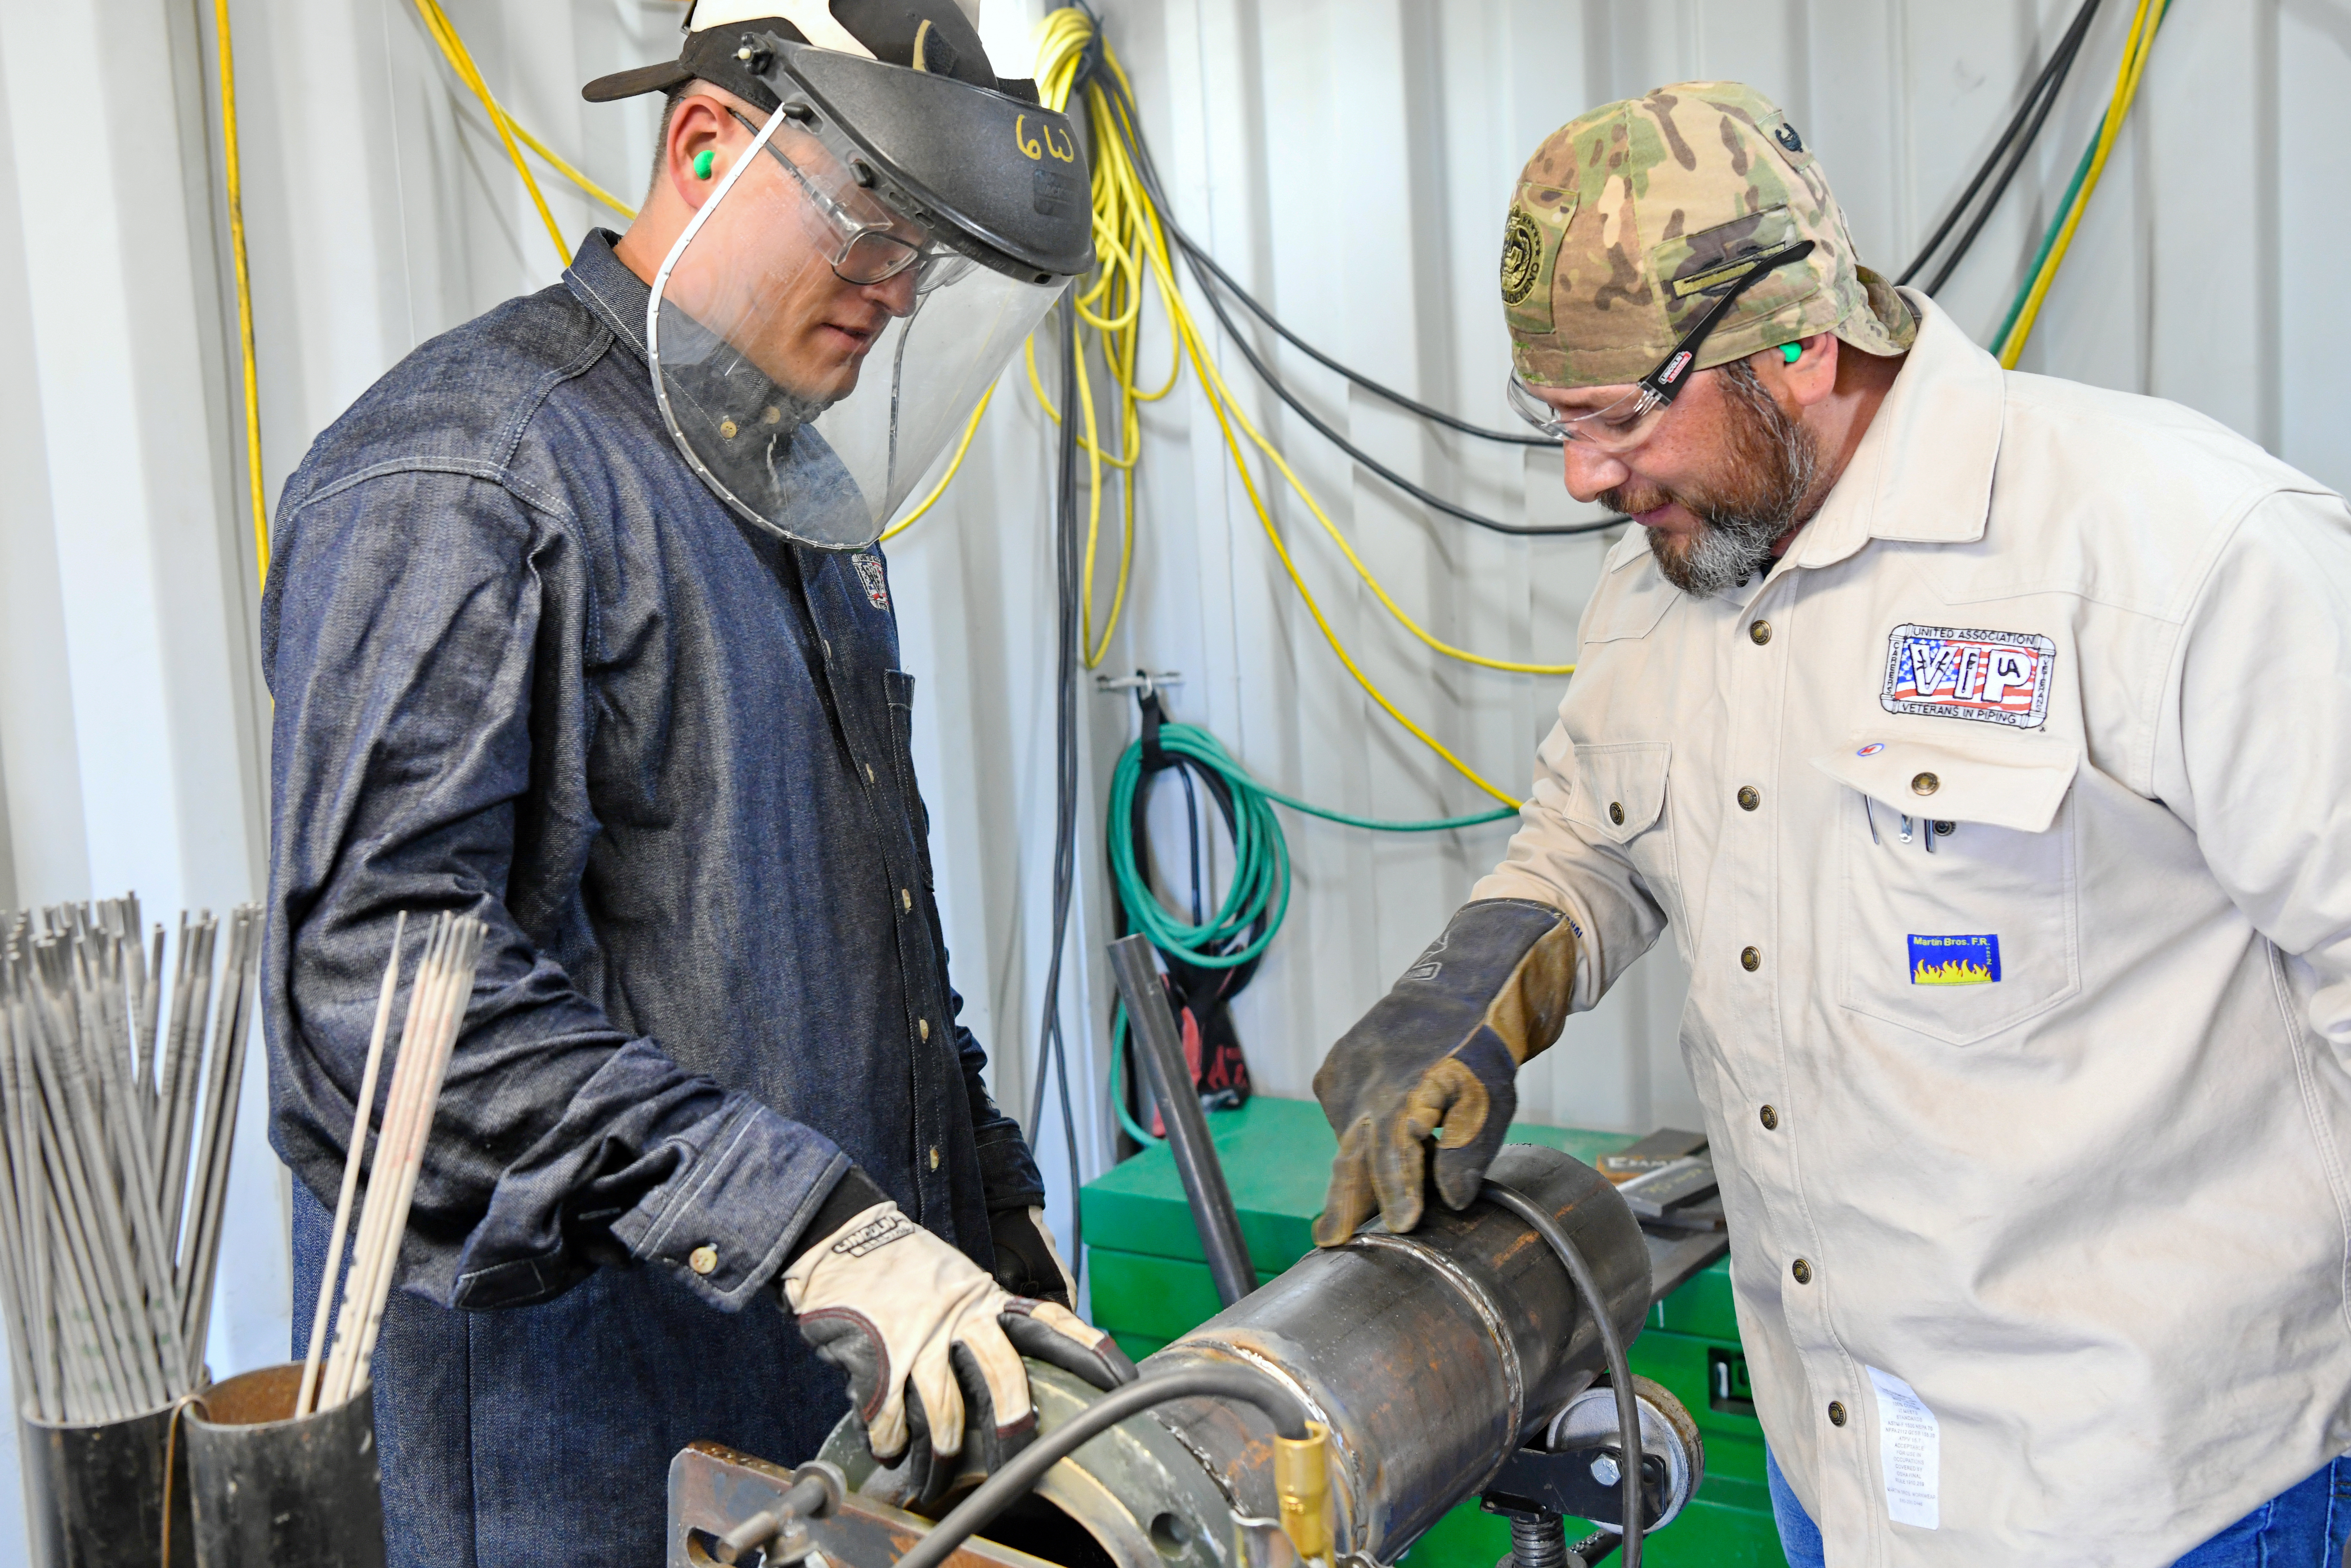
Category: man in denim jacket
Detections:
[{"x1": 261, "y1": 6, "x2": 1123, "y2": 1563}]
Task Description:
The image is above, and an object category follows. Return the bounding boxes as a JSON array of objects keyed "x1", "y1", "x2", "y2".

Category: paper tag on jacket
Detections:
[{"x1": 1866, "y1": 1365, "x2": 1940, "y2": 1529}]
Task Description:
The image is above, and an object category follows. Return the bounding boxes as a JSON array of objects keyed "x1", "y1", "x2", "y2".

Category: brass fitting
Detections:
[{"x1": 1274, "y1": 1420, "x2": 1333, "y2": 1563}]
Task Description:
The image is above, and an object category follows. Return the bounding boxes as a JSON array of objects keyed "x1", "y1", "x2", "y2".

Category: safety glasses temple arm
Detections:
[{"x1": 1636, "y1": 238, "x2": 1818, "y2": 404}]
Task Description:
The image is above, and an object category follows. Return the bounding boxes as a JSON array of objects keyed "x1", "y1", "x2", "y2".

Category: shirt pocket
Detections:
[
  {"x1": 1813, "y1": 735, "x2": 2082, "y2": 1046},
  {"x1": 1562, "y1": 742, "x2": 1679, "y2": 903}
]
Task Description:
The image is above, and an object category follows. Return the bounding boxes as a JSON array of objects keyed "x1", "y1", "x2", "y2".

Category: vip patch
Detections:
[
  {"x1": 851, "y1": 550, "x2": 890, "y2": 610},
  {"x1": 1880, "y1": 623, "x2": 2054, "y2": 728},
  {"x1": 1909, "y1": 934, "x2": 2001, "y2": 986}
]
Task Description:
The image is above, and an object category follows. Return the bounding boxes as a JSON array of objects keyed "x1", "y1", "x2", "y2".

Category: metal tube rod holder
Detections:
[{"x1": 1106, "y1": 934, "x2": 1255, "y2": 1306}]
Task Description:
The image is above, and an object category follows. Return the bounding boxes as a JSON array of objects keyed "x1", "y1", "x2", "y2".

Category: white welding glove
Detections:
[{"x1": 782, "y1": 1200, "x2": 1135, "y2": 1504}]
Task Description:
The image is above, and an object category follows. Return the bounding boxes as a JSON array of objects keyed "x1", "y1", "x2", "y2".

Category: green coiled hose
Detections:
[{"x1": 1106, "y1": 718, "x2": 1517, "y2": 1145}]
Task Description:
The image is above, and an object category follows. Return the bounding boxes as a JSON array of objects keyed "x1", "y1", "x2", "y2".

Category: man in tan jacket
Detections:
[{"x1": 1312, "y1": 82, "x2": 2351, "y2": 1566}]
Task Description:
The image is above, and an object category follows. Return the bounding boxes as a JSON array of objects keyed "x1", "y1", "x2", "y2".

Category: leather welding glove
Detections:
[
  {"x1": 782, "y1": 1188, "x2": 1136, "y2": 1507},
  {"x1": 1311, "y1": 899, "x2": 1578, "y2": 1246},
  {"x1": 987, "y1": 1205, "x2": 1079, "y2": 1308}
]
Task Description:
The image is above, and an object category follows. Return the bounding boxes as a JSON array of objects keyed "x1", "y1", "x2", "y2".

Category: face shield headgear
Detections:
[{"x1": 645, "y1": 37, "x2": 1092, "y2": 550}]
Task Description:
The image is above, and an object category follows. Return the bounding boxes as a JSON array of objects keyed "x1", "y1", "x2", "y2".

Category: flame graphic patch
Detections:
[{"x1": 1909, "y1": 934, "x2": 2001, "y2": 986}]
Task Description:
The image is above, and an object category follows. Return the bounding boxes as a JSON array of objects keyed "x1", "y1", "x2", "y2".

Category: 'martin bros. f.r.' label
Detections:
[{"x1": 1910, "y1": 933, "x2": 2001, "y2": 986}]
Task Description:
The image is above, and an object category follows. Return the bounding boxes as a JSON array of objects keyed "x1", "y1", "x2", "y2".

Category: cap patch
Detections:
[{"x1": 1500, "y1": 207, "x2": 1544, "y2": 305}]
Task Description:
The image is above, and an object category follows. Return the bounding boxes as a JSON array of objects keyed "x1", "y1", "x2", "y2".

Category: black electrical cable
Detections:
[
  {"x1": 1897, "y1": 0, "x2": 2103, "y2": 291},
  {"x1": 1029, "y1": 290, "x2": 1085, "y2": 1278},
  {"x1": 1090, "y1": 56, "x2": 1629, "y2": 542},
  {"x1": 1187, "y1": 255, "x2": 1626, "y2": 539},
  {"x1": 1171, "y1": 228, "x2": 1553, "y2": 448},
  {"x1": 1482, "y1": 1180, "x2": 1645, "y2": 1568},
  {"x1": 894, "y1": 1366, "x2": 1310, "y2": 1568}
]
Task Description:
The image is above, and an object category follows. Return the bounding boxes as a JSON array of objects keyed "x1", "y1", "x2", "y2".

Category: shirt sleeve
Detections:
[
  {"x1": 2152, "y1": 486, "x2": 2351, "y2": 1053},
  {"x1": 1471, "y1": 709, "x2": 1673, "y2": 1015},
  {"x1": 261, "y1": 468, "x2": 848, "y2": 1314}
]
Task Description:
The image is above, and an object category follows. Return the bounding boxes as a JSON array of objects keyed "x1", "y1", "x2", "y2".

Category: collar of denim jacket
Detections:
[{"x1": 564, "y1": 228, "x2": 655, "y2": 364}]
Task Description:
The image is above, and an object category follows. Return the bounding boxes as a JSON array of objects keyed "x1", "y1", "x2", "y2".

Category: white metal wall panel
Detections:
[{"x1": 0, "y1": 8, "x2": 2340, "y2": 1552}]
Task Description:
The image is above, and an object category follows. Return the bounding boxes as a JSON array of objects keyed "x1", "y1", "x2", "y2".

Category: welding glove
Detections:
[
  {"x1": 782, "y1": 1190, "x2": 1135, "y2": 1506},
  {"x1": 1311, "y1": 899, "x2": 1578, "y2": 1246},
  {"x1": 987, "y1": 1205, "x2": 1079, "y2": 1308}
]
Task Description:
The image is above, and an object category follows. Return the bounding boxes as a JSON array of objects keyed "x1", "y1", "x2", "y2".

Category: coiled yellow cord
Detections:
[{"x1": 1026, "y1": 14, "x2": 1561, "y2": 802}]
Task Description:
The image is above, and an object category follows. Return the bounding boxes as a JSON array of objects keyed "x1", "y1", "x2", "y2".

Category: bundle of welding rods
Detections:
[
  {"x1": 298, "y1": 911, "x2": 485, "y2": 1416},
  {"x1": 0, "y1": 896, "x2": 261, "y2": 1423}
]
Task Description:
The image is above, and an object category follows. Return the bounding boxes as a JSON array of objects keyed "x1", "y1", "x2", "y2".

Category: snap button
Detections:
[
  {"x1": 928, "y1": 1146, "x2": 941, "y2": 1170},
  {"x1": 901, "y1": 888, "x2": 913, "y2": 913},
  {"x1": 1911, "y1": 771, "x2": 1940, "y2": 795},
  {"x1": 688, "y1": 1244, "x2": 718, "y2": 1276},
  {"x1": 1828, "y1": 1401, "x2": 1848, "y2": 1427},
  {"x1": 1933, "y1": 819, "x2": 1955, "y2": 835},
  {"x1": 919, "y1": 1018, "x2": 930, "y2": 1042},
  {"x1": 1748, "y1": 620, "x2": 1772, "y2": 645},
  {"x1": 1737, "y1": 786, "x2": 1760, "y2": 812},
  {"x1": 1792, "y1": 1258, "x2": 1812, "y2": 1284},
  {"x1": 719, "y1": 418, "x2": 739, "y2": 440},
  {"x1": 1608, "y1": 801, "x2": 1625, "y2": 826},
  {"x1": 1759, "y1": 1104, "x2": 1779, "y2": 1130},
  {"x1": 1740, "y1": 946, "x2": 1761, "y2": 972},
  {"x1": 866, "y1": 763, "x2": 875, "y2": 784}
]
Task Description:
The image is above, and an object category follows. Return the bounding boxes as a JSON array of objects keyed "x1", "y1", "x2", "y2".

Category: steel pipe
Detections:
[{"x1": 1104, "y1": 936, "x2": 1254, "y2": 1307}]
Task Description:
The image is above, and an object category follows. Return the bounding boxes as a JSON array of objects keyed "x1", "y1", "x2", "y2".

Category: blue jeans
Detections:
[{"x1": 1766, "y1": 1448, "x2": 2351, "y2": 1566}]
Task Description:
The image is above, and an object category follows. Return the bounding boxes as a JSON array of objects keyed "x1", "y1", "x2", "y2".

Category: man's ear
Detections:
[
  {"x1": 665, "y1": 94, "x2": 735, "y2": 211},
  {"x1": 1770, "y1": 332, "x2": 1839, "y2": 408}
]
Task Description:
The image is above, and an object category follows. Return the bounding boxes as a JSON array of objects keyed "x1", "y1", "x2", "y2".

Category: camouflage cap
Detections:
[{"x1": 1500, "y1": 81, "x2": 1915, "y2": 389}]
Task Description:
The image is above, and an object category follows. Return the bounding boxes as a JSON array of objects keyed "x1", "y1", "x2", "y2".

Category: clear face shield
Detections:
[{"x1": 648, "y1": 96, "x2": 1069, "y2": 550}]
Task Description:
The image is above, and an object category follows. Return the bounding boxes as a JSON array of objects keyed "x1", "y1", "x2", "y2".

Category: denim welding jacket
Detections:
[{"x1": 260, "y1": 229, "x2": 1044, "y2": 1568}]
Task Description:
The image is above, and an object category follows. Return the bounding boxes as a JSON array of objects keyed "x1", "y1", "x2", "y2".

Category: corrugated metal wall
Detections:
[{"x1": 0, "y1": 4, "x2": 2339, "y2": 1545}]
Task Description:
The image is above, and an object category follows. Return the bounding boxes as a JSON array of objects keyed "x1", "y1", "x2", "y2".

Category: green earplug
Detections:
[
  {"x1": 693, "y1": 149, "x2": 716, "y2": 180},
  {"x1": 1781, "y1": 342, "x2": 1803, "y2": 364}
]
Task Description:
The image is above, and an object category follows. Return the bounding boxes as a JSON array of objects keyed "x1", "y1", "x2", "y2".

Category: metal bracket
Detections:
[
  {"x1": 1094, "y1": 670, "x2": 1183, "y2": 699},
  {"x1": 1478, "y1": 1442, "x2": 1668, "y2": 1530}
]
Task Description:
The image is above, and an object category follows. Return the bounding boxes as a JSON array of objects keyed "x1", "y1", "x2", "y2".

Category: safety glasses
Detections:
[
  {"x1": 1508, "y1": 238, "x2": 1817, "y2": 452},
  {"x1": 726, "y1": 108, "x2": 972, "y2": 291}
]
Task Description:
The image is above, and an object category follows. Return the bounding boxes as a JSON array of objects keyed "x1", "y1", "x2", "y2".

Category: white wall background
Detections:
[{"x1": 0, "y1": 0, "x2": 2341, "y2": 1556}]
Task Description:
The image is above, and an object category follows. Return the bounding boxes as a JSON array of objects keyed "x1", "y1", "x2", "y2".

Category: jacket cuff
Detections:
[
  {"x1": 608, "y1": 1092, "x2": 848, "y2": 1310},
  {"x1": 974, "y1": 1124, "x2": 1047, "y2": 1213}
]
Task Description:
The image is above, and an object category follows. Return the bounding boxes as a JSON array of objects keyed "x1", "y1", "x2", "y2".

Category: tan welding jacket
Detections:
[{"x1": 1475, "y1": 293, "x2": 2351, "y2": 1564}]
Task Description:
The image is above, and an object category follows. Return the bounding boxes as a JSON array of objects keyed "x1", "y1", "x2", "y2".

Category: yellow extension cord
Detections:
[
  {"x1": 1018, "y1": 11, "x2": 1566, "y2": 802},
  {"x1": 1998, "y1": 0, "x2": 2163, "y2": 368},
  {"x1": 212, "y1": 0, "x2": 268, "y2": 588}
]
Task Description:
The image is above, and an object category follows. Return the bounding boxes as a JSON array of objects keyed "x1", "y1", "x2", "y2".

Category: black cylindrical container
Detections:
[
  {"x1": 183, "y1": 1364, "x2": 385, "y2": 1568},
  {"x1": 18, "y1": 1400, "x2": 196, "y2": 1566}
]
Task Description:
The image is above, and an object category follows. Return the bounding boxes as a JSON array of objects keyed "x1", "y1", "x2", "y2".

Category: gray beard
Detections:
[
  {"x1": 1643, "y1": 361, "x2": 1823, "y2": 597},
  {"x1": 1653, "y1": 510, "x2": 1789, "y2": 597}
]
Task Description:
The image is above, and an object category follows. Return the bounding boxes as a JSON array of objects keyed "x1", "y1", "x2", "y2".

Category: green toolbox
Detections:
[{"x1": 1079, "y1": 1095, "x2": 1784, "y2": 1568}]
